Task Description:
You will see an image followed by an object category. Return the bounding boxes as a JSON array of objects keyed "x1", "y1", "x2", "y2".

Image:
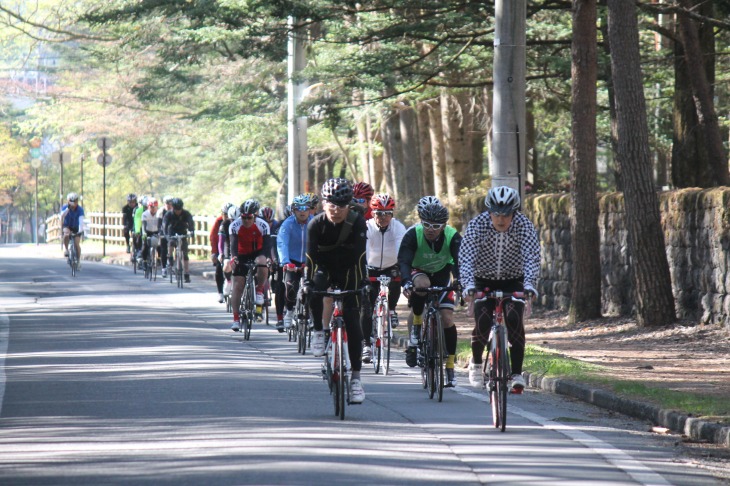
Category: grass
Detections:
[{"x1": 455, "y1": 340, "x2": 730, "y2": 423}]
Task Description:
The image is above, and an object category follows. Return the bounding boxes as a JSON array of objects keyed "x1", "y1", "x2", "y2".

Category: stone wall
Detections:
[{"x1": 463, "y1": 188, "x2": 730, "y2": 327}]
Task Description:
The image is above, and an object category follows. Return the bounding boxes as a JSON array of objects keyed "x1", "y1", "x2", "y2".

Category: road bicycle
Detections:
[
  {"x1": 414, "y1": 285, "x2": 457, "y2": 402},
  {"x1": 67, "y1": 231, "x2": 81, "y2": 277},
  {"x1": 315, "y1": 287, "x2": 365, "y2": 420},
  {"x1": 167, "y1": 234, "x2": 188, "y2": 288},
  {"x1": 369, "y1": 275, "x2": 394, "y2": 375},
  {"x1": 469, "y1": 289, "x2": 526, "y2": 432},
  {"x1": 235, "y1": 261, "x2": 269, "y2": 341},
  {"x1": 286, "y1": 266, "x2": 310, "y2": 354},
  {"x1": 130, "y1": 232, "x2": 140, "y2": 274},
  {"x1": 143, "y1": 233, "x2": 160, "y2": 281}
]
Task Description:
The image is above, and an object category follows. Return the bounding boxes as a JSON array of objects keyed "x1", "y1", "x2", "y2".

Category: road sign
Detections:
[
  {"x1": 97, "y1": 154, "x2": 112, "y2": 167},
  {"x1": 51, "y1": 151, "x2": 71, "y2": 165},
  {"x1": 97, "y1": 137, "x2": 113, "y2": 150},
  {"x1": 30, "y1": 158, "x2": 41, "y2": 169},
  {"x1": 29, "y1": 148, "x2": 41, "y2": 158}
]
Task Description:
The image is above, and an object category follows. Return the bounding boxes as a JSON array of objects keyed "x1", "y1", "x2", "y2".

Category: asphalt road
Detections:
[{"x1": 0, "y1": 245, "x2": 725, "y2": 485}]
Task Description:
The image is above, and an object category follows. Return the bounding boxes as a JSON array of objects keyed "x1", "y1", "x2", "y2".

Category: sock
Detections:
[{"x1": 446, "y1": 354, "x2": 455, "y2": 369}]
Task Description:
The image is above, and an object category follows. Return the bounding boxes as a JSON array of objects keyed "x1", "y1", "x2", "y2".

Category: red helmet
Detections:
[
  {"x1": 352, "y1": 182, "x2": 374, "y2": 200},
  {"x1": 258, "y1": 206, "x2": 274, "y2": 222},
  {"x1": 147, "y1": 198, "x2": 159, "y2": 208},
  {"x1": 370, "y1": 193, "x2": 395, "y2": 211}
]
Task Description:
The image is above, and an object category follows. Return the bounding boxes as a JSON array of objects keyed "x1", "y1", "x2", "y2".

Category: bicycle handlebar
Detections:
[
  {"x1": 310, "y1": 288, "x2": 367, "y2": 299},
  {"x1": 413, "y1": 285, "x2": 459, "y2": 294}
]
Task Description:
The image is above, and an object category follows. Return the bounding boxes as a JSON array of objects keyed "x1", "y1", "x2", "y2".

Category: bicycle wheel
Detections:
[
  {"x1": 177, "y1": 252, "x2": 184, "y2": 288},
  {"x1": 433, "y1": 312, "x2": 445, "y2": 402},
  {"x1": 336, "y1": 325, "x2": 346, "y2": 420},
  {"x1": 497, "y1": 327, "x2": 510, "y2": 432},
  {"x1": 149, "y1": 247, "x2": 156, "y2": 281},
  {"x1": 384, "y1": 315, "x2": 391, "y2": 376},
  {"x1": 425, "y1": 315, "x2": 436, "y2": 399},
  {"x1": 372, "y1": 306, "x2": 384, "y2": 374}
]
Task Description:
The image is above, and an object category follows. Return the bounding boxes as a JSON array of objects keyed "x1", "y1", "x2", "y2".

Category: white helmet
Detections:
[
  {"x1": 227, "y1": 206, "x2": 241, "y2": 220},
  {"x1": 485, "y1": 186, "x2": 520, "y2": 215}
]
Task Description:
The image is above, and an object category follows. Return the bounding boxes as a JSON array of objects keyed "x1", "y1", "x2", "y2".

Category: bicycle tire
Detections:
[
  {"x1": 149, "y1": 247, "x2": 156, "y2": 281},
  {"x1": 433, "y1": 312, "x2": 445, "y2": 402},
  {"x1": 425, "y1": 313, "x2": 436, "y2": 399},
  {"x1": 337, "y1": 326, "x2": 346, "y2": 420},
  {"x1": 177, "y1": 252, "x2": 184, "y2": 289},
  {"x1": 372, "y1": 305, "x2": 384, "y2": 374},
  {"x1": 497, "y1": 326, "x2": 510, "y2": 432},
  {"x1": 331, "y1": 330, "x2": 340, "y2": 416},
  {"x1": 384, "y1": 318, "x2": 391, "y2": 376},
  {"x1": 243, "y1": 280, "x2": 254, "y2": 341}
]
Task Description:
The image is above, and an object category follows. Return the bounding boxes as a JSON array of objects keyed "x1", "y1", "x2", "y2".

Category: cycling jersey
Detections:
[
  {"x1": 163, "y1": 209, "x2": 194, "y2": 236},
  {"x1": 277, "y1": 214, "x2": 310, "y2": 265},
  {"x1": 133, "y1": 205, "x2": 144, "y2": 233},
  {"x1": 366, "y1": 218, "x2": 406, "y2": 270},
  {"x1": 458, "y1": 210, "x2": 540, "y2": 292},
  {"x1": 210, "y1": 215, "x2": 224, "y2": 254},
  {"x1": 142, "y1": 210, "x2": 162, "y2": 233},
  {"x1": 61, "y1": 204, "x2": 85, "y2": 232},
  {"x1": 122, "y1": 203, "x2": 137, "y2": 231},
  {"x1": 229, "y1": 216, "x2": 270, "y2": 258},
  {"x1": 398, "y1": 224, "x2": 461, "y2": 284},
  {"x1": 218, "y1": 219, "x2": 232, "y2": 257},
  {"x1": 306, "y1": 211, "x2": 367, "y2": 277}
]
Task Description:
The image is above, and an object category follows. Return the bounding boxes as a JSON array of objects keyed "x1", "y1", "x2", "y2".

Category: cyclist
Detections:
[
  {"x1": 61, "y1": 192, "x2": 84, "y2": 260},
  {"x1": 352, "y1": 182, "x2": 374, "y2": 220},
  {"x1": 398, "y1": 196, "x2": 462, "y2": 388},
  {"x1": 459, "y1": 186, "x2": 540, "y2": 393},
  {"x1": 305, "y1": 178, "x2": 368, "y2": 404},
  {"x1": 159, "y1": 195, "x2": 173, "y2": 277},
  {"x1": 277, "y1": 194, "x2": 312, "y2": 330},
  {"x1": 303, "y1": 192, "x2": 321, "y2": 215},
  {"x1": 141, "y1": 198, "x2": 163, "y2": 270},
  {"x1": 361, "y1": 193, "x2": 407, "y2": 363},
  {"x1": 211, "y1": 203, "x2": 234, "y2": 303},
  {"x1": 122, "y1": 194, "x2": 138, "y2": 255},
  {"x1": 229, "y1": 199, "x2": 271, "y2": 331},
  {"x1": 259, "y1": 206, "x2": 284, "y2": 330},
  {"x1": 219, "y1": 205, "x2": 240, "y2": 300},
  {"x1": 132, "y1": 196, "x2": 146, "y2": 264},
  {"x1": 163, "y1": 197, "x2": 195, "y2": 283}
]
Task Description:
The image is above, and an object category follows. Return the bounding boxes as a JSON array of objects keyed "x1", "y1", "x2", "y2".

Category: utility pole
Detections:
[
  {"x1": 287, "y1": 17, "x2": 309, "y2": 203},
  {"x1": 491, "y1": 0, "x2": 527, "y2": 202}
]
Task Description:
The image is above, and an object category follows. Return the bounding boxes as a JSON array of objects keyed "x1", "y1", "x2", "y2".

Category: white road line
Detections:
[{"x1": 456, "y1": 387, "x2": 671, "y2": 486}]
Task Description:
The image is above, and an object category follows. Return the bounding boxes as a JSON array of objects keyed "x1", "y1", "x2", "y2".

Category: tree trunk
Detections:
[
  {"x1": 673, "y1": 0, "x2": 728, "y2": 186},
  {"x1": 400, "y1": 101, "x2": 423, "y2": 211},
  {"x1": 381, "y1": 106, "x2": 402, "y2": 198},
  {"x1": 607, "y1": 0, "x2": 675, "y2": 326},
  {"x1": 441, "y1": 89, "x2": 473, "y2": 204},
  {"x1": 367, "y1": 113, "x2": 383, "y2": 191},
  {"x1": 482, "y1": 86, "x2": 494, "y2": 182},
  {"x1": 471, "y1": 89, "x2": 486, "y2": 176},
  {"x1": 569, "y1": 0, "x2": 602, "y2": 323},
  {"x1": 427, "y1": 97, "x2": 447, "y2": 197},
  {"x1": 417, "y1": 101, "x2": 435, "y2": 195}
]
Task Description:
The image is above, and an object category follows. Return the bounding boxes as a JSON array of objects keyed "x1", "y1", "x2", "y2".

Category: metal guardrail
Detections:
[{"x1": 46, "y1": 212, "x2": 216, "y2": 257}]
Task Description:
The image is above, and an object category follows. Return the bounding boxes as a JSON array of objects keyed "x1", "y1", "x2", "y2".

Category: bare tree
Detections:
[{"x1": 607, "y1": 0, "x2": 675, "y2": 326}]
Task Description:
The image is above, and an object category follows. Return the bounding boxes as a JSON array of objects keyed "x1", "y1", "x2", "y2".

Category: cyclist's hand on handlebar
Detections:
[
  {"x1": 402, "y1": 281, "x2": 413, "y2": 299},
  {"x1": 301, "y1": 279, "x2": 313, "y2": 294}
]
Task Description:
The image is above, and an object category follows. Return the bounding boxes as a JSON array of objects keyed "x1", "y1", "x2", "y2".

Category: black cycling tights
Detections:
[{"x1": 471, "y1": 299, "x2": 526, "y2": 375}]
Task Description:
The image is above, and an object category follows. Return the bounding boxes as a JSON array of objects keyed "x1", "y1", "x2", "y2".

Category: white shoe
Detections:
[
  {"x1": 469, "y1": 361, "x2": 484, "y2": 388},
  {"x1": 510, "y1": 374, "x2": 526, "y2": 392},
  {"x1": 312, "y1": 331, "x2": 326, "y2": 357},
  {"x1": 218, "y1": 293, "x2": 225, "y2": 303},
  {"x1": 349, "y1": 379, "x2": 365, "y2": 404},
  {"x1": 230, "y1": 321, "x2": 240, "y2": 332},
  {"x1": 255, "y1": 293, "x2": 264, "y2": 305},
  {"x1": 361, "y1": 345, "x2": 372, "y2": 364},
  {"x1": 162, "y1": 268, "x2": 168, "y2": 277},
  {"x1": 283, "y1": 309, "x2": 294, "y2": 328}
]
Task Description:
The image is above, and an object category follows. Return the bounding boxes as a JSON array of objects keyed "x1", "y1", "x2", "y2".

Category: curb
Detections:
[{"x1": 523, "y1": 372, "x2": 730, "y2": 449}]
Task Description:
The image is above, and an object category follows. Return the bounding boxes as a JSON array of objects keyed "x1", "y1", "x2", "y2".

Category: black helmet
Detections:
[
  {"x1": 485, "y1": 186, "x2": 520, "y2": 215},
  {"x1": 321, "y1": 178, "x2": 353, "y2": 205},
  {"x1": 240, "y1": 199, "x2": 260, "y2": 215},
  {"x1": 171, "y1": 197, "x2": 184, "y2": 210},
  {"x1": 417, "y1": 196, "x2": 449, "y2": 223},
  {"x1": 127, "y1": 193, "x2": 137, "y2": 202}
]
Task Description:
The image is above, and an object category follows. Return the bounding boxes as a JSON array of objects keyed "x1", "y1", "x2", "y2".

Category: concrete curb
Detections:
[{"x1": 523, "y1": 372, "x2": 730, "y2": 449}]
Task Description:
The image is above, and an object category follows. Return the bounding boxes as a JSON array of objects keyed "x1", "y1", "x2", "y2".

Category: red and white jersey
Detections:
[{"x1": 229, "y1": 216, "x2": 270, "y2": 256}]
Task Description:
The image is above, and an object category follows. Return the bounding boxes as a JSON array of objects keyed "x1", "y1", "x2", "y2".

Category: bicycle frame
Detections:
[
  {"x1": 370, "y1": 275, "x2": 392, "y2": 375},
  {"x1": 167, "y1": 234, "x2": 188, "y2": 288},
  {"x1": 146, "y1": 234, "x2": 159, "y2": 281},
  {"x1": 414, "y1": 286, "x2": 455, "y2": 403},
  {"x1": 236, "y1": 261, "x2": 269, "y2": 340},
  {"x1": 68, "y1": 232, "x2": 80, "y2": 277}
]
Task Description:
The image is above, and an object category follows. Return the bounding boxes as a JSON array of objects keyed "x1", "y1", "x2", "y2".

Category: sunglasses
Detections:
[
  {"x1": 353, "y1": 198, "x2": 366, "y2": 204},
  {"x1": 421, "y1": 221, "x2": 445, "y2": 230},
  {"x1": 242, "y1": 214, "x2": 254, "y2": 220},
  {"x1": 325, "y1": 200, "x2": 349, "y2": 209},
  {"x1": 374, "y1": 211, "x2": 393, "y2": 217},
  {"x1": 293, "y1": 205, "x2": 309, "y2": 212}
]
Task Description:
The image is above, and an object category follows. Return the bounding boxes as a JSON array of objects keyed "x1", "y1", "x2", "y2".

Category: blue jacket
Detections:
[{"x1": 277, "y1": 215, "x2": 310, "y2": 265}]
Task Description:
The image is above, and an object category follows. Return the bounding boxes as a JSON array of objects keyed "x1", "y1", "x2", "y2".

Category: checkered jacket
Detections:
[{"x1": 458, "y1": 211, "x2": 540, "y2": 291}]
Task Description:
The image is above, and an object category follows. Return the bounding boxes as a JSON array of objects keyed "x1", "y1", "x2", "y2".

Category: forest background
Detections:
[{"x1": 0, "y1": 0, "x2": 729, "y2": 325}]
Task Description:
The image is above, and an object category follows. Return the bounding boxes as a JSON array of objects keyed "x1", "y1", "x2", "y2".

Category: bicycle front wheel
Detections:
[
  {"x1": 177, "y1": 253, "x2": 184, "y2": 288},
  {"x1": 336, "y1": 325, "x2": 346, "y2": 420},
  {"x1": 384, "y1": 316, "x2": 391, "y2": 376},
  {"x1": 425, "y1": 316, "x2": 436, "y2": 399},
  {"x1": 433, "y1": 312, "x2": 445, "y2": 402}
]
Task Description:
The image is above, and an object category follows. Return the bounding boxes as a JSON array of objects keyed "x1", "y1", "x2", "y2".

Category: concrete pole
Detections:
[
  {"x1": 287, "y1": 17, "x2": 309, "y2": 202},
  {"x1": 491, "y1": 0, "x2": 527, "y2": 202}
]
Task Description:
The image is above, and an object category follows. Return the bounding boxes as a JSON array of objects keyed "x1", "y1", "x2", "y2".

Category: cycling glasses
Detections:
[
  {"x1": 421, "y1": 221, "x2": 445, "y2": 230},
  {"x1": 293, "y1": 205, "x2": 309, "y2": 212},
  {"x1": 374, "y1": 211, "x2": 393, "y2": 217},
  {"x1": 353, "y1": 198, "x2": 366, "y2": 204},
  {"x1": 241, "y1": 214, "x2": 254, "y2": 220}
]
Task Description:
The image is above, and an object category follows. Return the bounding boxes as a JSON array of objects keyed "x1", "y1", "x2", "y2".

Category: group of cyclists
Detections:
[
  {"x1": 122, "y1": 194, "x2": 196, "y2": 282},
  {"x1": 59, "y1": 177, "x2": 540, "y2": 406},
  {"x1": 204, "y1": 178, "x2": 541, "y2": 406}
]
